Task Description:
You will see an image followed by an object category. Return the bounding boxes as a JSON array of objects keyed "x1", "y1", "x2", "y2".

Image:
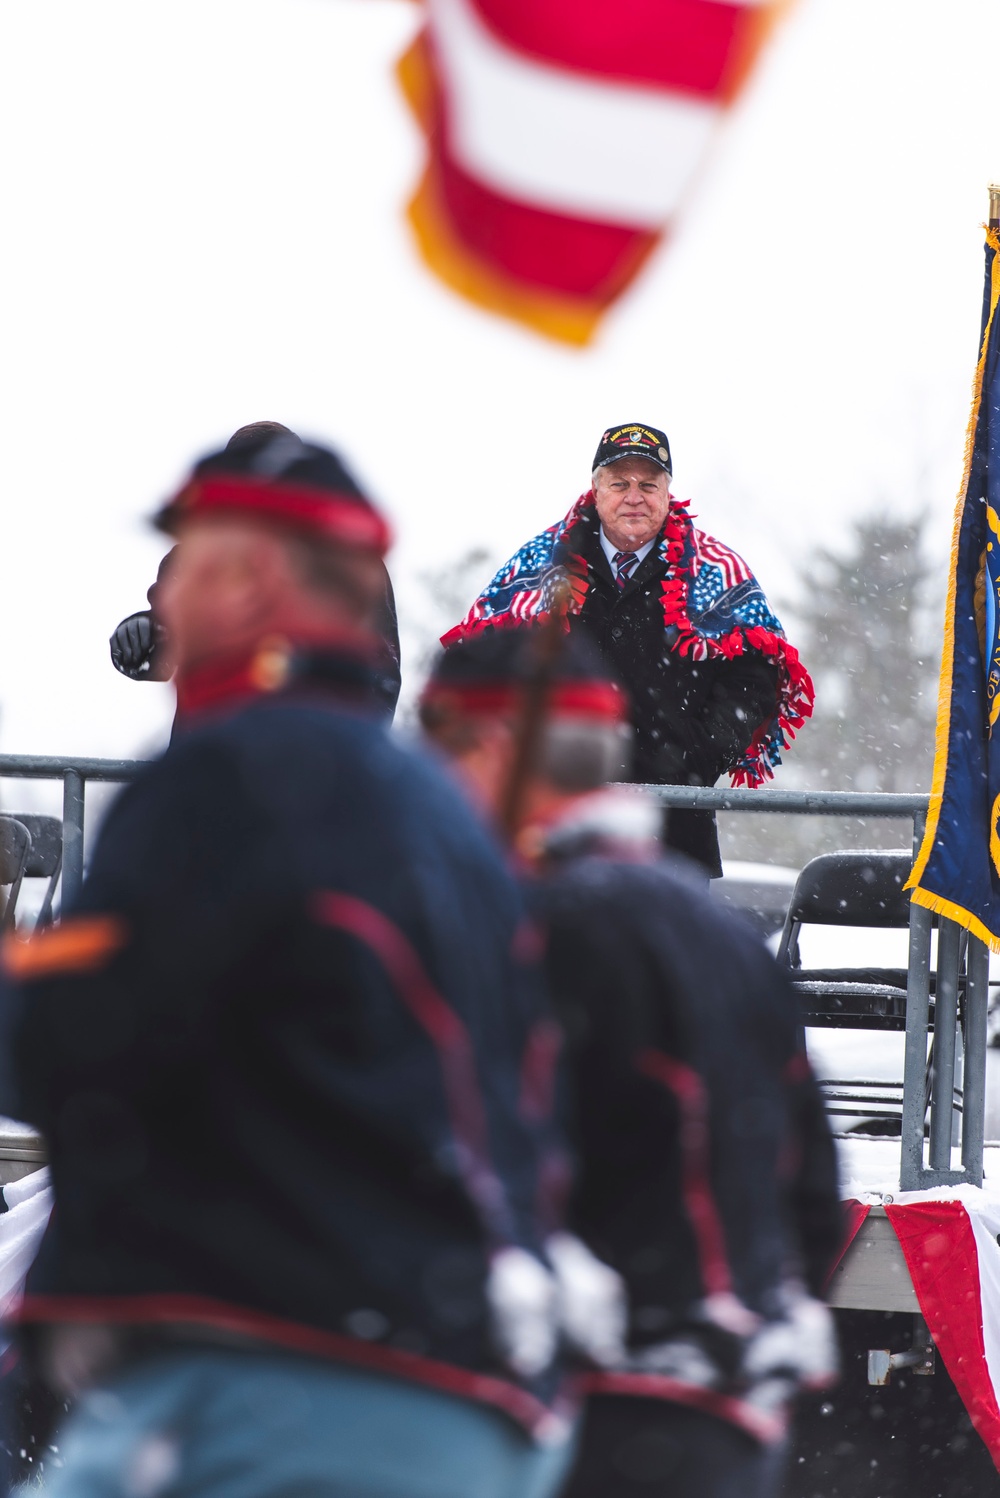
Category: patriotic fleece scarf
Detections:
[{"x1": 442, "y1": 494, "x2": 814, "y2": 788}]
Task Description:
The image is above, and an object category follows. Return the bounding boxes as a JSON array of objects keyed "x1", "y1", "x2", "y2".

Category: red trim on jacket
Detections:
[
  {"x1": 310, "y1": 891, "x2": 511, "y2": 1243},
  {"x1": 518, "y1": 1019, "x2": 563, "y2": 1124},
  {"x1": 635, "y1": 1049, "x2": 733, "y2": 1298},
  {"x1": 15, "y1": 1292, "x2": 562, "y2": 1438},
  {"x1": 576, "y1": 1369, "x2": 786, "y2": 1446}
]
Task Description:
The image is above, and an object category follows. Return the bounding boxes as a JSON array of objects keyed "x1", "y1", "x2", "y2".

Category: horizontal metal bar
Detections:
[
  {"x1": 821, "y1": 1078, "x2": 906, "y2": 1089},
  {"x1": 0, "y1": 759, "x2": 930, "y2": 815},
  {"x1": 636, "y1": 784, "x2": 929, "y2": 817},
  {"x1": 0, "y1": 755, "x2": 144, "y2": 783}
]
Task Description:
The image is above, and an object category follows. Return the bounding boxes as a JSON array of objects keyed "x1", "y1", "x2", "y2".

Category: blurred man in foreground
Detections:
[
  {"x1": 0, "y1": 433, "x2": 573, "y2": 1498},
  {"x1": 420, "y1": 632, "x2": 842, "y2": 1498}
]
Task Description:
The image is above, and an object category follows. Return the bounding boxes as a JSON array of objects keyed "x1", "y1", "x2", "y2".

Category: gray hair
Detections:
[
  {"x1": 538, "y1": 717, "x2": 632, "y2": 793},
  {"x1": 592, "y1": 462, "x2": 672, "y2": 487}
]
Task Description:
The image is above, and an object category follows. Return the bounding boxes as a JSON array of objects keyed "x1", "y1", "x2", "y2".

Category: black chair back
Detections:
[
  {"x1": 9, "y1": 814, "x2": 63, "y2": 928},
  {"x1": 0, "y1": 818, "x2": 32, "y2": 932}
]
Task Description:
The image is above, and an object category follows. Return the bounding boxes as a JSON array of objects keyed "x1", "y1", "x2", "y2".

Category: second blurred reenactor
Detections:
[
  {"x1": 420, "y1": 632, "x2": 842, "y2": 1498},
  {"x1": 0, "y1": 433, "x2": 574, "y2": 1498}
]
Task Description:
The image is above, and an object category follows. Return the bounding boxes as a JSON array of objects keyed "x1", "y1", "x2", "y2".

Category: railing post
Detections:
[
  {"x1": 61, "y1": 769, "x2": 85, "y2": 911},
  {"x1": 962, "y1": 935, "x2": 990, "y2": 1187},
  {"x1": 900, "y1": 917, "x2": 933, "y2": 1188},
  {"x1": 929, "y1": 920, "x2": 962, "y2": 1171},
  {"x1": 900, "y1": 810, "x2": 933, "y2": 1191}
]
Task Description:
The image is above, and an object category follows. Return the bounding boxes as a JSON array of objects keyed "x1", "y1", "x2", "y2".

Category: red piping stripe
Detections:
[
  {"x1": 577, "y1": 1369, "x2": 786, "y2": 1445},
  {"x1": 16, "y1": 1292, "x2": 556, "y2": 1436},
  {"x1": 518, "y1": 1019, "x2": 562, "y2": 1124},
  {"x1": 636, "y1": 1049, "x2": 733, "y2": 1297},
  {"x1": 310, "y1": 891, "x2": 510, "y2": 1241}
]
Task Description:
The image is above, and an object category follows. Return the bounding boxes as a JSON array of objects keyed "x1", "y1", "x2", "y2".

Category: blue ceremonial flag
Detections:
[{"x1": 908, "y1": 223, "x2": 1000, "y2": 949}]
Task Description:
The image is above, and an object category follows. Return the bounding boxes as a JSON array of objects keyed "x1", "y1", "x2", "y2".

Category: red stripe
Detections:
[
  {"x1": 420, "y1": 681, "x2": 627, "y2": 722},
  {"x1": 468, "y1": 0, "x2": 768, "y2": 99},
  {"x1": 431, "y1": 139, "x2": 660, "y2": 299},
  {"x1": 310, "y1": 891, "x2": 509, "y2": 1241},
  {"x1": 519, "y1": 1019, "x2": 562, "y2": 1123},
  {"x1": 782, "y1": 1050, "x2": 814, "y2": 1086},
  {"x1": 170, "y1": 477, "x2": 391, "y2": 553},
  {"x1": 577, "y1": 1370, "x2": 786, "y2": 1445},
  {"x1": 636, "y1": 1050, "x2": 733, "y2": 1297},
  {"x1": 15, "y1": 1291, "x2": 560, "y2": 1437},
  {"x1": 886, "y1": 1202, "x2": 1000, "y2": 1469}
]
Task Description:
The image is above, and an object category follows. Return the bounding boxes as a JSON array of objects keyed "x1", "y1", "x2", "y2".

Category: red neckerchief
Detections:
[{"x1": 174, "y1": 630, "x2": 380, "y2": 722}]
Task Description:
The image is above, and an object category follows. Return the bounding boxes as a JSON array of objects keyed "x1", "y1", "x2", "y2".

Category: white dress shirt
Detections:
[{"x1": 598, "y1": 528, "x2": 656, "y2": 574}]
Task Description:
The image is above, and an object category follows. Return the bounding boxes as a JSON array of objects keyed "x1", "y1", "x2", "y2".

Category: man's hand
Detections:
[{"x1": 110, "y1": 612, "x2": 155, "y2": 679}]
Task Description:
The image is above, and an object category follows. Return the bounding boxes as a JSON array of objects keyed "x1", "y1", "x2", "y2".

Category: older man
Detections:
[
  {"x1": 445, "y1": 423, "x2": 813, "y2": 875},
  {"x1": 0, "y1": 432, "x2": 573, "y2": 1498}
]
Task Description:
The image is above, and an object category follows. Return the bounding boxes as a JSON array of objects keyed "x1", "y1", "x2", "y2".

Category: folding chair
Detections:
[
  {"x1": 0, "y1": 818, "x2": 32, "y2": 933},
  {"x1": 776, "y1": 849, "x2": 936, "y2": 1137},
  {"x1": 776, "y1": 849, "x2": 913, "y2": 1030},
  {"x1": 10, "y1": 815, "x2": 63, "y2": 930}
]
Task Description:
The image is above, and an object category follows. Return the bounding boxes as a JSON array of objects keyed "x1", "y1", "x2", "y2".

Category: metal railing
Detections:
[
  {"x1": 0, "y1": 755, "x2": 144, "y2": 908},
  {"x1": 643, "y1": 786, "x2": 988, "y2": 1193},
  {"x1": 0, "y1": 762, "x2": 989, "y2": 1193}
]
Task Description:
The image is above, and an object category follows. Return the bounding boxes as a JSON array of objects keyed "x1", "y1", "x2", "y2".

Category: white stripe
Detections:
[
  {"x1": 428, "y1": 0, "x2": 721, "y2": 229},
  {"x1": 966, "y1": 1200, "x2": 1000, "y2": 1399}
]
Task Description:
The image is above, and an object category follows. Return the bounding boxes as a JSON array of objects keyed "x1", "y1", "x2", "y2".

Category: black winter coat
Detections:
[
  {"x1": 567, "y1": 516, "x2": 779, "y2": 876},
  {"x1": 0, "y1": 652, "x2": 561, "y2": 1433},
  {"x1": 531, "y1": 820, "x2": 840, "y2": 1419}
]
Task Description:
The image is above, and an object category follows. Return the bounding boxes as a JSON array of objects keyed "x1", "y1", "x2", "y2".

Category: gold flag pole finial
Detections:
[{"x1": 989, "y1": 183, "x2": 1000, "y2": 229}]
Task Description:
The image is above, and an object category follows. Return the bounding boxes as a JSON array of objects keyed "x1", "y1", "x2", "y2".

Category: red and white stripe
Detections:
[
  {"x1": 693, "y1": 528, "x2": 754, "y2": 591},
  {"x1": 400, "y1": 0, "x2": 791, "y2": 343},
  {"x1": 836, "y1": 1193, "x2": 1000, "y2": 1471}
]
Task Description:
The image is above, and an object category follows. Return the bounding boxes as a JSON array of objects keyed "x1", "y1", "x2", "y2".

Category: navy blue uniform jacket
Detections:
[{"x1": 0, "y1": 654, "x2": 562, "y2": 1433}]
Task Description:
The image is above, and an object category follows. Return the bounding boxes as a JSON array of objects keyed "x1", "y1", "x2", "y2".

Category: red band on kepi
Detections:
[
  {"x1": 153, "y1": 433, "x2": 392, "y2": 556},
  {"x1": 160, "y1": 476, "x2": 391, "y2": 554},
  {"x1": 420, "y1": 678, "x2": 627, "y2": 722}
]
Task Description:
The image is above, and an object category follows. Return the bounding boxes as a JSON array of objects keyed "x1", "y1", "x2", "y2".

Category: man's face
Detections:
[
  {"x1": 593, "y1": 457, "x2": 671, "y2": 552},
  {"x1": 158, "y1": 517, "x2": 291, "y2": 671}
]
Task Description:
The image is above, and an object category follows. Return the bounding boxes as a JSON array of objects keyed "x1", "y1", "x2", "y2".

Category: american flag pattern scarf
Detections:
[{"x1": 442, "y1": 494, "x2": 814, "y2": 788}]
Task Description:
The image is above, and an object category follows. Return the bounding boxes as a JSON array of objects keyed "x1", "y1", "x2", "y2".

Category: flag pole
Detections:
[{"x1": 990, "y1": 183, "x2": 1000, "y2": 230}]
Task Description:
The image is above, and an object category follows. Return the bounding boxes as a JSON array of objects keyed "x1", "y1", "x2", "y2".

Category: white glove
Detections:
[
  {"x1": 742, "y1": 1293, "x2": 838, "y2": 1390},
  {"x1": 547, "y1": 1232, "x2": 628, "y2": 1368},
  {"x1": 486, "y1": 1247, "x2": 559, "y2": 1379}
]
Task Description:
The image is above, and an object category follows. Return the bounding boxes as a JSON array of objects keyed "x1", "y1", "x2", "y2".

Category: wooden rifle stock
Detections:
[{"x1": 497, "y1": 574, "x2": 573, "y2": 843}]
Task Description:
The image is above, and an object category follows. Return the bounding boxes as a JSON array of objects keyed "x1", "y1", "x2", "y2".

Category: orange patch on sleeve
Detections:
[{"x1": 1, "y1": 915, "x2": 128, "y2": 980}]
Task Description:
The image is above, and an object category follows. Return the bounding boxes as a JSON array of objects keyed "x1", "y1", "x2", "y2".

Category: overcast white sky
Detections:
[{"x1": 2, "y1": 0, "x2": 999, "y2": 802}]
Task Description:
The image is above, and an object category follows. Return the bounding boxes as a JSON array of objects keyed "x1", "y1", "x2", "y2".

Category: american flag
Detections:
[{"x1": 398, "y1": 0, "x2": 792, "y2": 344}]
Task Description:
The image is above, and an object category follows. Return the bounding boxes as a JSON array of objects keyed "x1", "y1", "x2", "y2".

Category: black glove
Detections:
[{"x1": 110, "y1": 611, "x2": 156, "y2": 679}]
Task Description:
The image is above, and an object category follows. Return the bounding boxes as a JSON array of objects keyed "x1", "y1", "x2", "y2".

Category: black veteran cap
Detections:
[{"x1": 592, "y1": 422, "x2": 671, "y2": 476}]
